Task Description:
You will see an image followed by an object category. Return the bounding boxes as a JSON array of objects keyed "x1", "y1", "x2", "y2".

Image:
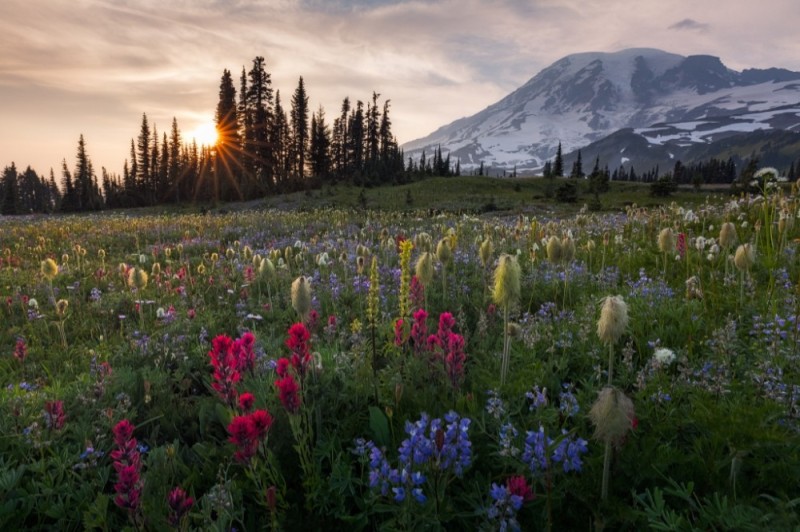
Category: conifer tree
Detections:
[
  {"x1": 570, "y1": 149, "x2": 583, "y2": 178},
  {"x1": 1, "y1": 163, "x2": 19, "y2": 215},
  {"x1": 246, "y1": 56, "x2": 274, "y2": 193},
  {"x1": 291, "y1": 77, "x2": 309, "y2": 181},
  {"x1": 553, "y1": 142, "x2": 564, "y2": 177},
  {"x1": 136, "y1": 113, "x2": 151, "y2": 202},
  {"x1": 309, "y1": 106, "x2": 331, "y2": 179},
  {"x1": 168, "y1": 118, "x2": 182, "y2": 203},
  {"x1": 216, "y1": 68, "x2": 241, "y2": 200}
]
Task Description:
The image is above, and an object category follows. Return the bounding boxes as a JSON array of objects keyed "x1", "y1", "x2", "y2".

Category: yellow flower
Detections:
[
  {"x1": 128, "y1": 267, "x2": 149, "y2": 290},
  {"x1": 41, "y1": 258, "x2": 59, "y2": 280},
  {"x1": 492, "y1": 254, "x2": 521, "y2": 309}
]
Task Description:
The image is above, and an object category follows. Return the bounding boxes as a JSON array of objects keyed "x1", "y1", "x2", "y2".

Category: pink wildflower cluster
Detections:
[
  {"x1": 111, "y1": 419, "x2": 142, "y2": 512},
  {"x1": 44, "y1": 400, "x2": 66, "y2": 431},
  {"x1": 167, "y1": 486, "x2": 194, "y2": 527},
  {"x1": 227, "y1": 409, "x2": 274, "y2": 463},
  {"x1": 429, "y1": 312, "x2": 467, "y2": 390},
  {"x1": 409, "y1": 275, "x2": 425, "y2": 311},
  {"x1": 506, "y1": 475, "x2": 535, "y2": 502},
  {"x1": 208, "y1": 331, "x2": 257, "y2": 406},
  {"x1": 14, "y1": 337, "x2": 27, "y2": 363},
  {"x1": 677, "y1": 232, "x2": 687, "y2": 259},
  {"x1": 275, "y1": 368, "x2": 302, "y2": 415},
  {"x1": 274, "y1": 323, "x2": 313, "y2": 415},
  {"x1": 285, "y1": 323, "x2": 312, "y2": 377},
  {"x1": 406, "y1": 310, "x2": 468, "y2": 390}
]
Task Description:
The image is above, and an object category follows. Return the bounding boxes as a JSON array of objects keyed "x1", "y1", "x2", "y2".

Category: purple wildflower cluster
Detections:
[
  {"x1": 354, "y1": 411, "x2": 472, "y2": 504},
  {"x1": 521, "y1": 426, "x2": 588, "y2": 474},
  {"x1": 486, "y1": 476, "x2": 534, "y2": 532}
]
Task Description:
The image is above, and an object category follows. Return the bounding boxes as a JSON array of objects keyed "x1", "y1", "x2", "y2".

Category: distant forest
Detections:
[
  {"x1": 0, "y1": 55, "x2": 463, "y2": 215},
  {"x1": 3, "y1": 57, "x2": 800, "y2": 214}
]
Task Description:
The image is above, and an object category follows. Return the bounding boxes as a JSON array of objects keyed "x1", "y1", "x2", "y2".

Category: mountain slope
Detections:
[{"x1": 403, "y1": 48, "x2": 800, "y2": 173}]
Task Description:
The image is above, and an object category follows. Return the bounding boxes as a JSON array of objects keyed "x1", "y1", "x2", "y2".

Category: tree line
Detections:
[{"x1": 0, "y1": 55, "x2": 419, "y2": 214}]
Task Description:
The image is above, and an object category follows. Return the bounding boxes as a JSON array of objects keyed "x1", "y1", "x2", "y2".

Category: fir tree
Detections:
[
  {"x1": 291, "y1": 77, "x2": 310, "y2": 181},
  {"x1": 553, "y1": 142, "x2": 564, "y2": 177}
]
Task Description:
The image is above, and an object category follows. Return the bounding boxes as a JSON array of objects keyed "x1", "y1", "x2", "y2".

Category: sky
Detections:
[{"x1": 2, "y1": 0, "x2": 799, "y2": 177}]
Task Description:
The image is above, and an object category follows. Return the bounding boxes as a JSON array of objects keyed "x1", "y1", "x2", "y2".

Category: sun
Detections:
[{"x1": 190, "y1": 120, "x2": 219, "y2": 146}]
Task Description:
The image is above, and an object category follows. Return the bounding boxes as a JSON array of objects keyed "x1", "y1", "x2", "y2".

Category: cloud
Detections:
[
  {"x1": 668, "y1": 18, "x2": 710, "y2": 32},
  {"x1": 2, "y1": 0, "x2": 800, "y2": 176}
]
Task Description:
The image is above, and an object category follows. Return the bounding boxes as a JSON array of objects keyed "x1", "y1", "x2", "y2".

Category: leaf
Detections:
[{"x1": 368, "y1": 406, "x2": 390, "y2": 448}]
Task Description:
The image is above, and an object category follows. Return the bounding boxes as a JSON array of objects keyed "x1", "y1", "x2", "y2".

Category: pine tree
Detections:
[
  {"x1": 290, "y1": 77, "x2": 310, "y2": 181},
  {"x1": 570, "y1": 149, "x2": 583, "y2": 178},
  {"x1": 542, "y1": 160, "x2": 553, "y2": 178},
  {"x1": 168, "y1": 118, "x2": 182, "y2": 203},
  {"x1": 309, "y1": 106, "x2": 331, "y2": 179},
  {"x1": 60, "y1": 159, "x2": 78, "y2": 212},
  {"x1": 272, "y1": 90, "x2": 290, "y2": 190},
  {"x1": 136, "y1": 113, "x2": 151, "y2": 203},
  {"x1": 348, "y1": 100, "x2": 365, "y2": 181},
  {"x1": 553, "y1": 142, "x2": 564, "y2": 177},
  {"x1": 216, "y1": 68, "x2": 241, "y2": 200},
  {"x1": 246, "y1": 56, "x2": 274, "y2": 193},
  {"x1": 1, "y1": 163, "x2": 19, "y2": 215},
  {"x1": 74, "y1": 134, "x2": 93, "y2": 210}
]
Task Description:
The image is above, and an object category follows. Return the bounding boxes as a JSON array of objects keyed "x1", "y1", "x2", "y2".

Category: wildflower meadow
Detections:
[{"x1": 2, "y1": 172, "x2": 800, "y2": 530}]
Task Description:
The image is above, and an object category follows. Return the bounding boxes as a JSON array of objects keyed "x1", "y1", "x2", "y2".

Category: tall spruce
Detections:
[
  {"x1": 309, "y1": 106, "x2": 331, "y2": 179},
  {"x1": 1, "y1": 163, "x2": 19, "y2": 215},
  {"x1": 290, "y1": 77, "x2": 309, "y2": 181},
  {"x1": 246, "y1": 56, "x2": 274, "y2": 193},
  {"x1": 553, "y1": 142, "x2": 564, "y2": 177},
  {"x1": 136, "y1": 113, "x2": 151, "y2": 203},
  {"x1": 216, "y1": 68, "x2": 240, "y2": 200}
]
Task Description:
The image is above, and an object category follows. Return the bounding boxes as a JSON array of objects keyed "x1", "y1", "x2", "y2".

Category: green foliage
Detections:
[{"x1": 0, "y1": 175, "x2": 799, "y2": 529}]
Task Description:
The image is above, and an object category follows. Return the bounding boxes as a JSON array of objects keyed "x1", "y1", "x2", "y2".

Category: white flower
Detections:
[
  {"x1": 684, "y1": 210, "x2": 698, "y2": 223},
  {"x1": 653, "y1": 347, "x2": 676, "y2": 366},
  {"x1": 754, "y1": 167, "x2": 779, "y2": 179},
  {"x1": 695, "y1": 237, "x2": 706, "y2": 251},
  {"x1": 156, "y1": 307, "x2": 166, "y2": 319},
  {"x1": 138, "y1": 254, "x2": 147, "y2": 264},
  {"x1": 28, "y1": 298, "x2": 39, "y2": 309}
]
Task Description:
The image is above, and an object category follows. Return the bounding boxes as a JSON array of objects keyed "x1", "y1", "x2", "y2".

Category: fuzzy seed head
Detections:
[
  {"x1": 55, "y1": 298, "x2": 69, "y2": 317},
  {"x1": 657, "y1": 228, "x2": 675, "y2": 254},
  {"x1": 415, "y1": 251, "x2": 435, "y2": 288},
  {"x1": 589, "y1": 387, "x2": 635, "y2": 446},
  {"x1": 128, "y1": 267, "x2": 149, "y2": 290},
  {"x1": 259, "y1": 258, "x2": 275, "y2": 280},
  {"x1": 479, "y1": 238, "x2": 493, "y2": 267},
  {"x1": 561, "y1": 235, "x2": 576, "y2": 263},
  {"x1": 414, "y1": 232, "x2": 432, "y2": 252},
  {"x1": 41, "y1": 258, "x2": 59, "y2": 280},
  {"x1": 733, "y1": 243, "x2": 755, "y2": 271},
  {"x1": 597, "y1": 295, "x2": 628, "y2": 345},
  {"x1": 546, "y1": 236, "x2": 562, "y2": 263},
  {"x1": 492, "y1": 254, "x2": 521, "y2": 309},
  {"x1": 718, "y1": 222, "x2": 738, "y2": 249},
  {"x1": 436, "y1": 238, "x2": 452, "y2": 265},
  {"x1": 291, "y1": 276, "x2": 312, "y2": 320}
]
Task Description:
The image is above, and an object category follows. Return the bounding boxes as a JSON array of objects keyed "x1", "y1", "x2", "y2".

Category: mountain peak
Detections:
[{"x1": 402, "y1": 48, "x2": 800, "y2": 173}]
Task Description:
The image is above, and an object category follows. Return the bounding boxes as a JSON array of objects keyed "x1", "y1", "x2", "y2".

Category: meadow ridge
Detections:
[{"x1": 1, "y1": 171, "x2": 799, "y2": 530}]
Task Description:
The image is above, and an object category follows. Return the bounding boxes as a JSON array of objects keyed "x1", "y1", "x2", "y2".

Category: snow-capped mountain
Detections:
[{"x1": 402, "y1": 48, "x2": 800, "y2": 173}]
